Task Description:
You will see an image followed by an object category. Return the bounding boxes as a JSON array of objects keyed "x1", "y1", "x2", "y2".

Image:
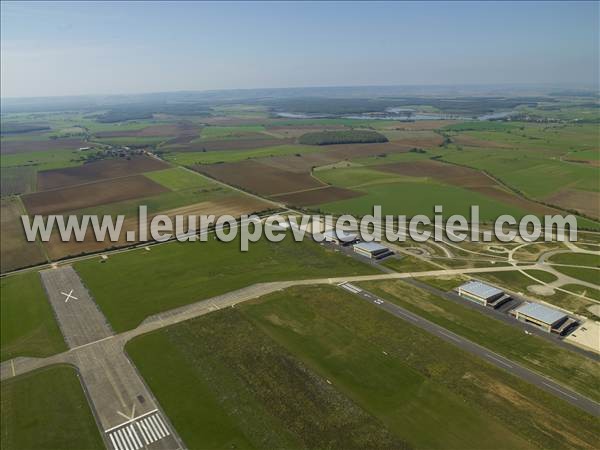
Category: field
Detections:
[
  {"x1": 36, "y1": 155, "x2": 169, "y2": 190},
  {"x1": 0, "y1": 137, "x2": 88, "y2": 154},
  {"x1": 0, "y1": 166, "x2": 36, "y2": 195},
  {"x1": 0, "y1": 366, "x2": 103, "y2": 450},
  {"x1": 195, "y1": 159, "x2": 325, "y2": 195},
  {"x1": 317, "y1": 179, "x2": 530, "y2": 221},
  {"x1": 22, "y1": 174, "x2": 169, "y2": 215},
  {"x1": 380, "y1": 255, "x2": 440, "y2": 272},
  {"x1": 1, "y1": 272, "x2": 66, "y2": 361},
  {"x1": 0, "y1": 197, "x2": 46, "y2": 273},
  {"x1": 127, "y1": 305, "x2": 407, "y2": 449},
  {"x1": 272, "y1": 186, "x2": 362, "y2": 206},
  {"x1": 128, "y1": 285, "x2": 599, "y2": 449},
  {"x1": 359, "y1": 280, "x2": 600, "y2": 402},
  {"x1": 75, "y1": 235, "x2": 377, "y2": 332}
]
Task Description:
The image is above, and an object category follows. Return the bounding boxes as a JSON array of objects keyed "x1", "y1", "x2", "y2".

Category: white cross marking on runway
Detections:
[{"x1": 61, "y1": 289, "x2": 78, "y2": 303}]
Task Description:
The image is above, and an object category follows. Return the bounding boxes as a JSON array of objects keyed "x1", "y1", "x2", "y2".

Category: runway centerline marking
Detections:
[{"x1": 543, "y1": 382, "x2": 578, "y2": 400}]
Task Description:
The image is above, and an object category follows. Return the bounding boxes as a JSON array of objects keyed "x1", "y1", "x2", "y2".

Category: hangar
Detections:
[
  {"x1": 353, "y1": 242, "x2": 394, "y2": 259},
  {"x1": 512, "y1": 302, "x2": 578, "y2": 334},
  {"x1": 457, "y1": 281, "x2": 511, "y2": 308},
  {"x1": 323, "y1": 229, "x2": 358, "y2": 246}
]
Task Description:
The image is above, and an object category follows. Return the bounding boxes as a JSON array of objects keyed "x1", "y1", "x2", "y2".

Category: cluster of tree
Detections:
[{"x1": 298, "y1": 130, "x2": 388, "y2": 145}]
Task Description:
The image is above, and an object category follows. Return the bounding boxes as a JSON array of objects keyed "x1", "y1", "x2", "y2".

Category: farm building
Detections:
[
  {"x1": 511, "y1": 302, "x2": 577, "y2": 334},
  {"x1": 353, "y1": 242, "x2": 393, "y2": 259},
  {"x1": 457, "y1": 281, "x2": 511, "y2": 308},
  {"x1": 323, "y1": 230, "x2": 358, "y2": 246}
]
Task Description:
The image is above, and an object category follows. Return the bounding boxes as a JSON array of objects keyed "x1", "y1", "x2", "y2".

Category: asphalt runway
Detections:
[{"x1": 339, "y1": 282, "x2": 600, "y2": 417}]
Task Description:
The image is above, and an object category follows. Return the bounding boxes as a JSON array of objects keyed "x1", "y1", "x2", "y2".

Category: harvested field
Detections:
[
  {"x1": 167, "y1": 138, "x2": 294, "y2": 152},
  {"x1": 37, "y1": 155, "x2": 169, "y2": 190},
  {"x1": 273, "y1": 186, "x2": 363, "y2": 206},
  {"x1": 22, "y1": 175, "x2": 169, "y2": 215},
  {"x1": 194, "y1": 160, "x2": 324, "y2": 196},
  {"x1": 1, "y1": 197, "x2": 46, "y2": 273},
  {"x1": 0, "y1": 138, "x2": 88, "y2": 154},
  {"x1": 376, "y1": 160, "x2": 560, "y2": 215},
  {"x1": 43, "y1": 195, "x2": 270, "y2": 260},
  {"x1": 545, "y1": 189, "x2": 600, "y2": 219}
]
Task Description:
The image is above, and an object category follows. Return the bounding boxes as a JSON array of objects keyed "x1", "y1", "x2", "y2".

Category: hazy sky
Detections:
[{"x1": 1, "y1": 1, "x2": 598, "y2": 98}]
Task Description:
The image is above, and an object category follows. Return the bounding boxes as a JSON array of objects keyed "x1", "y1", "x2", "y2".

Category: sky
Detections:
[{"x1": 1, "y1": 1, "x2": 598, "y2": 98}]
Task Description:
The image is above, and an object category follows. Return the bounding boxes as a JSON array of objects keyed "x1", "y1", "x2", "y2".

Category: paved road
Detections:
[{"x1": 338, "y1": 282, "x2": 600, "y2": 417}]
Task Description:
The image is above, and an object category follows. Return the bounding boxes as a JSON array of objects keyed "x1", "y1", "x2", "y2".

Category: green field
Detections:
[
  {"x1": 198, "y1": 125, "x2": 267, "y2": 140},
  {"x1": 318, "y1": 179, "x2": 529, "y2": 221},
  {"x1": 75, "y1": 236, "x2": 377, "y2": 332},
  {"x1": 129, "y1": 285, "x2": 598, "y2": 449},
  {"x1": 548, "y1": 252, "x2": 600, "y2": 268},
  {"x1": 440, "y1": 147, "x2": 598, "y2": 198},
  {"x1": 358, "y1": 280, "x2": 600, "y2": 402},
  {"x1": 0, "y1": 149, "x2": 85, "y2": 170},
  {"x1": 144, "y1": 166, "x2": 217, "y2": 191},
  {"x1": 380, "y1": 255, "x2": 440, "y2": 272},
  {"x1": 127, "y1": 303, "x2": 407, "y2": 449},
  {"x1": 1, "y1": 272, "x2": 66, "y2": 362},
  {"x1": 0, "y1": 365, "x2": 103, "y2": 450}
]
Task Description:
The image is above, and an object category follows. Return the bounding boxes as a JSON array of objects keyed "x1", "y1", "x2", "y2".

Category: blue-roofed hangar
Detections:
[
  {"x1": 457, "y1": 281, "x2": 511, "y2": 308},
  {"x1": 512, "y1": 302, "x2": 578, "y2": 335}
]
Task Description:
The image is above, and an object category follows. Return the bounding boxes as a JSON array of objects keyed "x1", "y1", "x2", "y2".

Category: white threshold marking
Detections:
[
  {"x1": 542, "y1": 382, "x2": 578, "y2": 400},
  {"x1": 105, "y1": 409, "x2": 158, "y2": 433},
  {"x1": 485, "y1": 353, "x2": 513, "y2": 368}
]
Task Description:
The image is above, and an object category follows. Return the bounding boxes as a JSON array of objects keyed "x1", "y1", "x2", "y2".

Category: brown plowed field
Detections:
[
  {"x1": 545, "y1": 189, "x2": 600, "y2": 220},
  {"x1": 194, "y1": 160, "x2": 324, "y2": 196},
  {"x1": 273, "y1": 186, "x2": 363, "y2": 206},
  {"x1": 1, "y1": 197, "x2": 47, "y2": 273},
  {"x1": 37, "y1": 155, "x2": 169, "y2": 190},
  {"x1": 43, "y1": 195, "x2": 271, "y2": 260},
  {"x1": 376, "y1": 160, "x2": 558, "y2": 215},
  {"x1": 1, "y1": 138, "x2": 88, "y2": 154},
  {"x1": 23, "y1": 175, "x2": 169, "y2": 215}
]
